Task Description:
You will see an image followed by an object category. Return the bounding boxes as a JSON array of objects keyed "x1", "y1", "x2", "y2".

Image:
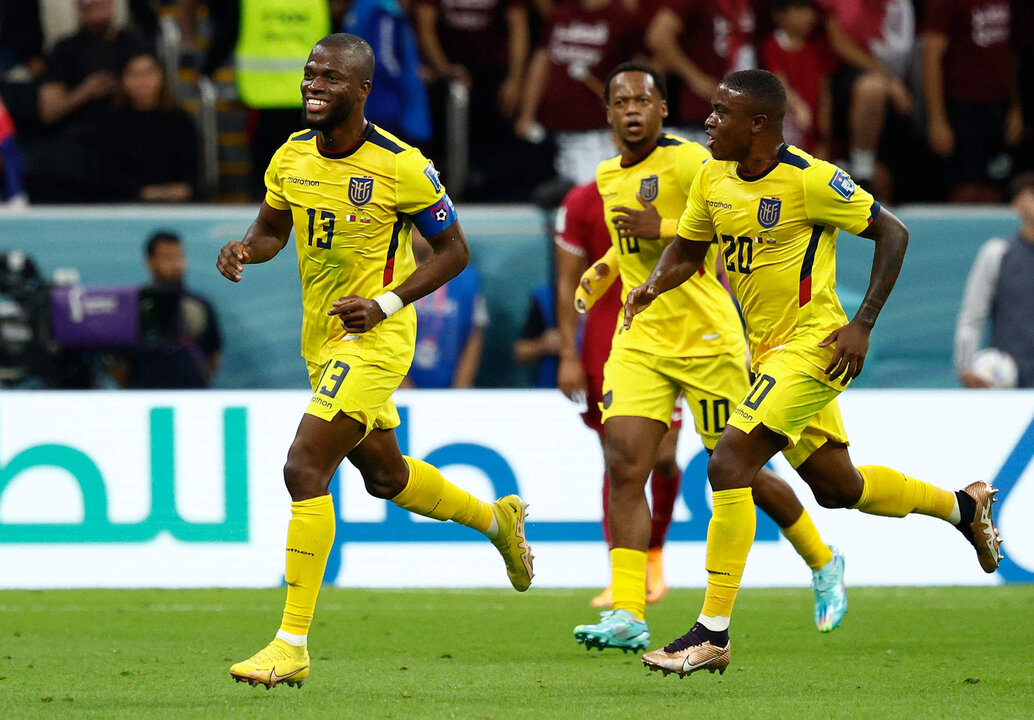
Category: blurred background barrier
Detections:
[
  {"x1": 0, "y1": 389, "x2": 1031, "y2": 589},
  {"x1": 0, "y1": 204, "x2": 1020, "y2": 388}
]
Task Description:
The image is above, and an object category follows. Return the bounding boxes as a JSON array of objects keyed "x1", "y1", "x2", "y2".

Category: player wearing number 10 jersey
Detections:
[{"x1": 216, "y1": 33, "x2": 533, "y2": 691}]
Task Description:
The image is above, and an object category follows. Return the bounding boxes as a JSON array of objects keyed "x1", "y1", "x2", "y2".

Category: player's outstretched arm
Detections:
[
  {"x1": 329, "y1": 222, "x2": 470, "y2": 334},
  {"x1": 623, "y1": 234, "x2": 708, "y2": 329},
  {"x1": 819, "y1": 207, "x2": 909, "y2": 382},
  {"x1": 216, "y1": 201, "x2": 293, "y2": 282}
]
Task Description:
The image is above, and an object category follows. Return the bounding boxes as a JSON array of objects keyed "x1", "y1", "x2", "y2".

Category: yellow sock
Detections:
[
  {"x1": 701, "y1": 487, "x2": 755, "y2": 619},
  {"x1": 391, "y1": 456, "x2": 494, "y2": 533},
  {"x1": 781, "y1": 509, "x2": 833, "y2": 571},
  {"x1": 611, "y1": 547, "x2": 647, "y2": 620},
  {"x1": 853, "y1": 465, "x2": 955, "y2": 520},
  {"x1": 280, "y1": 494, "x2": 335, "y2": 636}
]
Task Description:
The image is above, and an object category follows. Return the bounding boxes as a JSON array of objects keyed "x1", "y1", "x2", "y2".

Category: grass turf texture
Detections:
[{"x1": 1, "y1": 586, "x2": 1032, "y2": 719}]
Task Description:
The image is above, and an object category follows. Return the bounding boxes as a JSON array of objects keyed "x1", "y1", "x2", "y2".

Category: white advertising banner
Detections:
[{"x1": 0, "y1": 390, "x2": 1031, "y2": 589}]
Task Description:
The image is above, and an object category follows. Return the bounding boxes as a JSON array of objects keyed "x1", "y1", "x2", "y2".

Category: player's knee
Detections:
[
  {"x1": 706, "y1": 450, "x2": 741, "y2": 490},
  {"x1": 361, "y1": 465, "x2": 407, "y2": 499},
  {"x1": 651, "y1": 456, "x2": 680, "y2": 481},
  {"x1": 283, "y1": 453, "x2": 323, "y2": 501},
  {"x1": 604, "y1": 447, "x2": 647, "y2": 491}
]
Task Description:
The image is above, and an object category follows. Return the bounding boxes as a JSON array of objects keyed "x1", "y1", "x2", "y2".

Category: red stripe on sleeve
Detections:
[{"x1": 799, "y1": 275, "x2": 812, "y2": 307}]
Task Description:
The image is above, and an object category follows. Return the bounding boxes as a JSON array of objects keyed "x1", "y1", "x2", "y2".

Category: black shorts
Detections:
[{"x1": 946, "y1": 100, "x2": 1008, "y2": 184}]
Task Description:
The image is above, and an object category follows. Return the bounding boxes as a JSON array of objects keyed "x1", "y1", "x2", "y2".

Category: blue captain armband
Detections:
[{"x1": 412, "y1": 194, "x2": 458, "y2": 237}]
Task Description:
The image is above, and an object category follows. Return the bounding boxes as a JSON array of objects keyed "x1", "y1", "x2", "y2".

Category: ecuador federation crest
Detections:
[
  {"x1": 639, "y1": 175, "x2": 659, "y2": 202},
  {"x1": 348, "y1": 176, "x2": 374, "y2": 206},
  {"x1": 757, "y1": 196, "x2": 781, "y2": 229}
]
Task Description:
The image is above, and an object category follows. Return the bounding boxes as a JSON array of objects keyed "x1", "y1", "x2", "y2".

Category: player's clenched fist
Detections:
[
  {"x1": 216, "y1": 240, "x2": 250, "y2": 282},
  {"x1": 623, "y1": 283, "x2": 658, "y2": 330},
  {"x1": 328, "y1": 295, "x2": 386, "y2": 333}
]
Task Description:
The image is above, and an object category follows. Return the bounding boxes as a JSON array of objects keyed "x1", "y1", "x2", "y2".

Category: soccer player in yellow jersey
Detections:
[
  {"x1": 572, "y1": 62, "x2": 849, "y2": 653},
  {"x1": 215, "y1": 34, "x2": 533, "y2": 690},
  {"x1": 626, "y1": 69, "x2": 1002, "y2": 678}
]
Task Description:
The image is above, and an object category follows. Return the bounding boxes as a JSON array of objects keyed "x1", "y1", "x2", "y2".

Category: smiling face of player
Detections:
[
  {"x1": 606, "y1": 71, "x2": 668, "y2": 157},
  {"x1": 301, "y1": 44, "x2": 370, "y2": 133},
  {"x1": 703, "y1": 84, "x2": 761, "y2": 163}
]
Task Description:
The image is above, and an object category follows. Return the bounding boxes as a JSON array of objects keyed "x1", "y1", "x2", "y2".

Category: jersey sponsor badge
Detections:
[
  {"x1": 828, "y1": 169, "x2": 856, "y2": 200},
  {"x1": 348, "y1": 176, "x2": 374, "y2": 206},
  {"x1": 639, "y1": 175, "x2": 659, "y2": 202},
  {"x1": 424, "y1": 161, "x2": 443, "y2": 193},
  {"x1": 757, "y1": 196, "x2": 781, "y2": 228}
]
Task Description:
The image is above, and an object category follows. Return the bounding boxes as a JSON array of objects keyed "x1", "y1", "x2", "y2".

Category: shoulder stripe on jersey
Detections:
[
  {"x1": 657, "y1": 134, "x2": 683, "y2": 147},
  {"x1": 798, "y1": 225, "x2": 823, "y2": 307},
  {"x1": 368, "y1": 126, "x2": 406, "y2": 154},
  {"x1": 780, "y1": 145, "x2": 810, "y2": 170},
  {"x1": 737, "y1": 143, "x2": 809, "y2": 181},
  {"x1": 291, "y1": 129, "x2": 318, "y2": 142},
  {"x1": 382, "y1": 216, "x2": 406, "y2": 286}
]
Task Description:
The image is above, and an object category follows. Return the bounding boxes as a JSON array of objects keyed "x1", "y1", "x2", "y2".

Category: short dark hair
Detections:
[
  {"x1": 146, "y1": 230, "x2": 181, "y2": 257},
  {"x1": 1010, "y1": 172, "x2": 1034, "y2": 200},
  {"x1": 720, "y1": 69, "x2": 786, "y2": 118},
  {"x1": 315, "y1": 33, "x2": 375, "y2": 82},
  {"x1": 604, "y1": 61, "x2": 668, "y2": 104}
]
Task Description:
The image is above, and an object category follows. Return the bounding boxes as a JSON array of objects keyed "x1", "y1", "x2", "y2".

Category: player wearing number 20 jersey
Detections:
[
  {"x1": 677, "y1": 143, "x2": 879, "y2": 387},
  {"x1": 264, "y1": 122, "x2": 457, "y2": 375}
]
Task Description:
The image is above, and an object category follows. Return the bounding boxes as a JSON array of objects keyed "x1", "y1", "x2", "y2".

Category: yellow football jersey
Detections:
[
  {"x1": 265, "y1": 123, "x2": 457, "y2": 372},
  {"x1": 596, "y1": 133, "x2": 745, "y2": 358},
  {"x1": 677, "y1": 144, "x2": 880, "y2": 384}
]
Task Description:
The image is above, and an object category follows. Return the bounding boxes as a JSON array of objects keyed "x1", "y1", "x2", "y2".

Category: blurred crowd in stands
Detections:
[
  {"x1": 0, "y1": 0, "x2": 1030, "y2": 206},
  {"x1": 0, "y1": 0, "x2": 1032, "y2": 393}
]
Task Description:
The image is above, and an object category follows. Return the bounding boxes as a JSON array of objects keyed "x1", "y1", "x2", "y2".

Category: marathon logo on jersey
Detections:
[
  {"x1": 829, "y1": 169, "x2": 856, "y2": 200},
  {"x1": 348, "y1": 176, "x2": 375, "y2": 206},
  {"x1": 424, "y1": 161, "x2": 443, "y2": 193},
  {"x1": 757, "y1": 197, "x2": 781, "y2": 228},
  {"x1": 639, "y1": 175, "x2": 659, "y2": 202}
]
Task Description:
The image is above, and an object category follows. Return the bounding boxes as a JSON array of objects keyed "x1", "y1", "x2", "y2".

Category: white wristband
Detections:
[{"x1": 374, "y1": 291, "x2": 404, "y2": 318}]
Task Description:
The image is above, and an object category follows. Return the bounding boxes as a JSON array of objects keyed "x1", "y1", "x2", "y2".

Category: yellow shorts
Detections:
[
  {"x1": 305, "y1": 356, "x2": 403, "y2": 435},
  {"x1": 728, "y1": 350, "x2": 849, "y2": 468},
  {"x1": 601, "y1": 348, "x2": 751, "y2": 451}
]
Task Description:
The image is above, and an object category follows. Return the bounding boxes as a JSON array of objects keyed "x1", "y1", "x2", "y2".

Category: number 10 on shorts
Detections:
[{"x1": 743, "y1": 374, "x2": 776, "y2": 410}]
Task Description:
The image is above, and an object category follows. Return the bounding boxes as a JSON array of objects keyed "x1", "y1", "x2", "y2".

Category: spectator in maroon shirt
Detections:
[
  {"x1": 414, "y1": 0, "x2": 532, "y2": 199},
  {"x1": 816, "y1": 0, "x2": 915, "y2": 200},
  {"x1": 760, "y1": 0, "x2": 835, "y2": 156},
  {"x1": 923, "y1": 0, "x2": 1023, "y2": 202},
  {"x1": 514, "y1": 0, "x2": 644, "y2": 184},
  {"x1": 645, "y1": 0, "x2": 756, "y2": 142}
]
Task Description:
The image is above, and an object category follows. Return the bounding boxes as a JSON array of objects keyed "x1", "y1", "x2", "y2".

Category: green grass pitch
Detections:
[{"x1": 1, "y1": 586, "x2": 1032, "y2": 719}]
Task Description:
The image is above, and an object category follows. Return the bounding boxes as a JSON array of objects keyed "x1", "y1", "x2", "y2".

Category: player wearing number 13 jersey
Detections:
[
  {"x1": 625, "y1": 69, "x2": 1001, "y2": 680},
  {"x1": 217, "y1": 34, "x2": 532, "y2": 691},
  {"x1": 265, "y1": 121, "x2": 454, "y2": 378}
]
